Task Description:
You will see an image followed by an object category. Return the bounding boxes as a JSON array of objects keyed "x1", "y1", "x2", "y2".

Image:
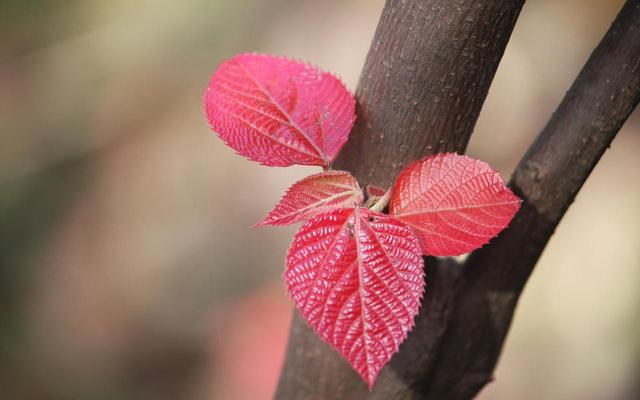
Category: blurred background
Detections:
[{"x1": 1, "y1": 0, "x2": 638, "y2": 399}]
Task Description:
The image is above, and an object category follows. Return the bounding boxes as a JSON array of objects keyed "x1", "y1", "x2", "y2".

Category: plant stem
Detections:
[{"x1": 369, "y1": 189, "x2": 391, "y2": 212}]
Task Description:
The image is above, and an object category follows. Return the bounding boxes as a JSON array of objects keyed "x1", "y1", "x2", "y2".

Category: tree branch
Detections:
[
  {"x1": 275, "y1": 0, "x2": 524, "y2": 398},
  {"x1": 275, "y1": 0, "x2": 640, "y2": 398},
  {"x1": 334, "y1": 0, "x2": 526, "y2": 189},
  {"x1": 424, "y1": 1, "x2": 640, "y2": 398}
]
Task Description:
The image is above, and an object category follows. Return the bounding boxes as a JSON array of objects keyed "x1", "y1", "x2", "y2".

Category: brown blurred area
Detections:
[{"x1": 0, "y1": 0, "x2": 638, "y2": 399}]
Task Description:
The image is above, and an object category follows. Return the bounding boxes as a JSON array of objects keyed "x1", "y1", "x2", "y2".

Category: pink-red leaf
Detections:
[
  {"x1": 256, "y1": 171, "x2": 363, "y2": 227},
  {"x1": 389, "y1": 153, "x2": 521, "y2": 256},
  {"x1": 204, "y1": 53, "x2": 356, "y2": 167},
  {"x1": 285, "y1": 207, "x2": 424, "y2": 389}
]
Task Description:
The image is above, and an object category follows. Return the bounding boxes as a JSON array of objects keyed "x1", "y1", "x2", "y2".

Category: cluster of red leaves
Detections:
[{"x1": 204, "y1": 53, "x2": 520, "y2": 389}]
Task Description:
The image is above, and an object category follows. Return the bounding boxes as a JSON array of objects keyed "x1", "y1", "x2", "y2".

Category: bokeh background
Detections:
[{"x1": 1, "y1": 0, "x2": 638, "y2": 399}]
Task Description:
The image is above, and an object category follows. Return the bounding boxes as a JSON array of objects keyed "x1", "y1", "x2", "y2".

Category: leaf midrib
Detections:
[{"x1": 235, "y1": 61, "x2": 330, "y2": 166}]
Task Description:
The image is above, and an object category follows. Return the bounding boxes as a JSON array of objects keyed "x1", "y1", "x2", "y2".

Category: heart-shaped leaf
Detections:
[
  {"x1": 389, "y1": 153, "x2": 521, "y2": 256},
  {"x1": 204, "y1": 53, "x2": 356, "y2": 167},
  {"x1": 256, "y1": 171, "x2": 363, "y2": 227},
  {"x1": 286, "y1": 207, "x2": 424, "y2": 389}
]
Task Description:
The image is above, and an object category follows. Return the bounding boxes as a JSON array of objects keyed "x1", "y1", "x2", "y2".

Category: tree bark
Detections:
[
  {"x1": 275, "y1": 0, "x2": 640, "y2": 399},
  {"x1": 420, "y1": 0, "x2": 640, "y2": 398},
  {"x1": 275, "y1": 1, "x2": 525, "y2": 398}
]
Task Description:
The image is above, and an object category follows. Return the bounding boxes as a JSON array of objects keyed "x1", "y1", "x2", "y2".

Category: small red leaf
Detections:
[
  {"x1": 389, "y1": 153, "x2": 521, "y2": 256},
  {"x1": 286, "y1": 207, "x2": 424, "y2": 388},
  {"x1": 257, "y1": 171, "x2": 363, "y2": 227},
  {"x1": 204, "y1": 53, "x2": 356, "y2": 167}
]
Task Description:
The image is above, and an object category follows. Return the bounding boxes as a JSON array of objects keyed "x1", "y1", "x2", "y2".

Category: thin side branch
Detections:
[{"x1": 425, "y1": 1, "x2": 640, "y2": 398}]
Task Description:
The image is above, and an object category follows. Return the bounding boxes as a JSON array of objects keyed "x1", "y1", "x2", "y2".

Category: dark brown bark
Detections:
[
  {"x1": 334, "y1": 0, "x2": 525, "y2": 189},
  {"x1": 276, "y1": 0, "x2": 525, "y2": 398},
  {"x1": 425, "y1": 1, "x2": 640, "y2": 397},
  {"x1": 275, "y1": 0, "x2": 640, "y2": 399}
]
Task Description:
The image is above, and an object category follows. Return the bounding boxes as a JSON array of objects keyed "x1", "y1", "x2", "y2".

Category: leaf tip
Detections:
[{"x1": 252, "y1": 219, "x2": 269, "y2": 228}]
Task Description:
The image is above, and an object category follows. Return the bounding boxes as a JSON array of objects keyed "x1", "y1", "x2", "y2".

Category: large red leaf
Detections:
[
  {"x1": 204, "y1": 53, "x2": 356, "y2": 167},
  {"x1": 256, "y1": 171, "x2": 363, "y2": 227},
  {"x1": 389, "y1": 153, "x2": 521, "y2": 256},
  {"x1": 285, "y1": 207, "x2": 424, "y2": 389}
]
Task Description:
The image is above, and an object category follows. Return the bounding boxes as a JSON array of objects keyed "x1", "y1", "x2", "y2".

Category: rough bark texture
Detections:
[
  {"x1": 275, "y1": 0, "x2": 640, "y2": 399},
  {"x1": 334, "y1": 0, "x2": 525, "y2": 189},
  {"x1": 425, "y1": 1, "x2": 640, "y2": 398},
  {"x1": 275, "y1": 0, "x2": 525, "y2": 398}
]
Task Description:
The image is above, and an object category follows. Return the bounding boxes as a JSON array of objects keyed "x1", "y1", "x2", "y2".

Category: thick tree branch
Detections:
[
  {"x1": 334, "y1": 0, "x2": 525, "y2": 189},
  {"x1": 276, "y1": 0, "x2": 524, "y2": 398},
  {"x1": 425, "y1": 1, "x2": 640, "y2": 398}
]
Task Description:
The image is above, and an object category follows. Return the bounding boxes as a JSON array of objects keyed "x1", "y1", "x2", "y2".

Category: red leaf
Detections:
[
  {"x1": 204, "y1": 53, "x2": 356, "y2": 167},
  {"x1": 389, "y1": 153, "x2": 521, "y2": 256},
  {"x1": 285, "y1": 208, "x2": 424, "y2": 389},
  {"x1": 256, "y1": 171, "x2": 363, "y2": 227}
]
